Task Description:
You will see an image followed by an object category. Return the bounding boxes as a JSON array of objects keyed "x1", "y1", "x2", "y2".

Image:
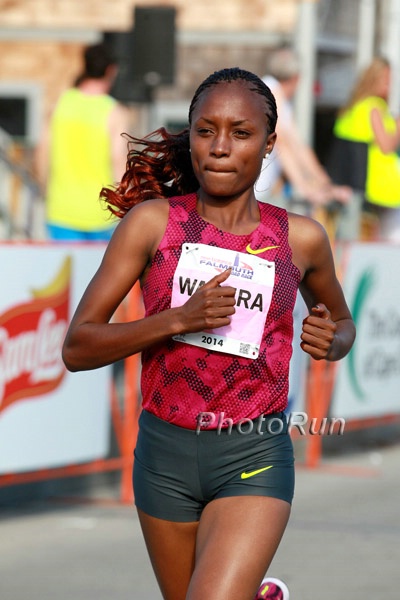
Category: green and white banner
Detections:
[{"x1": 331, "y1": 243, "x2": 400, "y2": 420}]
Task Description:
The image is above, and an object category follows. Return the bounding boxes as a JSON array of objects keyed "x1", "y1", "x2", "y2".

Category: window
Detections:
[{"x1": 0, "y1": 83, "x2": 42, "y2": 145}]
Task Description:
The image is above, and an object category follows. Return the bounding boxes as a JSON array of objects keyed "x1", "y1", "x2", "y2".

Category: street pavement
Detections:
[{"x1": 1, "y1": 429, "x2": 399, "y2": 600}]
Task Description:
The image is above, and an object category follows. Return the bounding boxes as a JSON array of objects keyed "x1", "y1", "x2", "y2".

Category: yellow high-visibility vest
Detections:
[
  {"x1": 46, "y1": 88, "x2": 117, "y2": 230},
  {"x1": 334, "y1": 96, "x2": 400, "y2": 208}
]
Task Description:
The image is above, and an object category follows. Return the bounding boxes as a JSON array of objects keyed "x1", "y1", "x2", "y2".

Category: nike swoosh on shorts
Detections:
[{"x1": 240, "y1": 465, "x2": 273, "y2": 479}]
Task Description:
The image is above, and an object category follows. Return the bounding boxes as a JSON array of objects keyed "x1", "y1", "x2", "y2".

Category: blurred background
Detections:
[{"x1": 2, "y1": 0, "x2": 400, "y2": 239}]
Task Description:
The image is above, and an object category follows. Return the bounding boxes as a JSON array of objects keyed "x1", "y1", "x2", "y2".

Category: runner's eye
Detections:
[
  {"x1": 234, "y1": 130, "x2": 251, "y2": 138},
  {"x1": 197, "y1": 127, "x2": 213, "y2": 136}
]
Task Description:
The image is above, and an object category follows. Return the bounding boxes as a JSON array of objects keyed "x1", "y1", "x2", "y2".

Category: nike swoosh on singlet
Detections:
[
  {"x1": 246, "y1": 244, "x2": 280, "y2": 255},
  {"x1": 240, "y1": 465, "x2": 273, "y2": 479}
]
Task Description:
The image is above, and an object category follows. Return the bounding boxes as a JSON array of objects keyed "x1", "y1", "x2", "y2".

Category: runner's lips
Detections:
[{"x1": 205, "y1": 167, "x2": 235, "y2": 173}]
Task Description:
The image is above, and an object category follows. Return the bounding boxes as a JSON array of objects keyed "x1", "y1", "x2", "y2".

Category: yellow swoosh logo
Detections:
[
  {"x1": 246, "y1": 244, "x2": 280, "y2": 255},
  {"x1": 240, "y1": 465, "x2": 273, "y2": 479}
]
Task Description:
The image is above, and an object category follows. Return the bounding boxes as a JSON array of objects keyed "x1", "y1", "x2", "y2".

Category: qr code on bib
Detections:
[{"x1": 239, "y1": 343, "x2": 251, "y2": 356}]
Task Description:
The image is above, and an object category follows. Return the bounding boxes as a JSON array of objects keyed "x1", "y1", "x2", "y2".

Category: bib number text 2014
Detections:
[{"x1": 201, "y1": 335, "x2": 224, "y2": 347}]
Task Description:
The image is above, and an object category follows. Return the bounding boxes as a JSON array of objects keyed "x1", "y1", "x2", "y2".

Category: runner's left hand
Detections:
[{"x1": 300, "y1": 303, "x2": 336, "y2": 360}]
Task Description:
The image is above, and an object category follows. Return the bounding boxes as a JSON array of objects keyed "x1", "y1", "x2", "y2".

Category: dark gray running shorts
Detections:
[{"x1": 133, "y1": 409, "x2": 295, "y2": 522}]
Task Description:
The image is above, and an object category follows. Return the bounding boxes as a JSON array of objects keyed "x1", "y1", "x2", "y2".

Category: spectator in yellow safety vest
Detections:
[
  {"x1": 35, "y1": 42, "x2": 131, "y2": 241},
  {"x1": 327, "y1": 56, "x2": 400, "y2": 241}
]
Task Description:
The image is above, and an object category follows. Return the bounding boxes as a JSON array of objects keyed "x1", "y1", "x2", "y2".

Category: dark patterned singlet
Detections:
[{"x1": 141, "y1": 193, "x2": 301, "y2": 429}]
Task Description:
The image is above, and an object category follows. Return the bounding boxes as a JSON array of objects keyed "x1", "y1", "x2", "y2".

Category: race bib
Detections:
[{"x1": 171, "y1": 243, "x2": 275, "y2": 359}]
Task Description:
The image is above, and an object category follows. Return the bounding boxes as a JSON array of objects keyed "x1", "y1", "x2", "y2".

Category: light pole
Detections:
[
  {"x1": 294, "y1": 0, "x2": 319, "y2": 146},
  {"x1": 382, "y1": 0, "x2": 400, "y2": 116},
  {"x1": 356, "y1": 0, "x2": 377, "y2": 73}
]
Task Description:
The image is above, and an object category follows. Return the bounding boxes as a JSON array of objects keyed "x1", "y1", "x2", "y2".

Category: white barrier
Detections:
[
  {"x1": 0, "y1": 243, "x2": 110, "y2": 474},
  {"x1": 331, "y1": 242, "x2": 400, "y2": 420}
]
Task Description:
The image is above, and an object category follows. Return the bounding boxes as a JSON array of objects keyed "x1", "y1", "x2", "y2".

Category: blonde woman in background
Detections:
[{"x1": 328, "y1": 56, "x2": 400, "y2": 240}]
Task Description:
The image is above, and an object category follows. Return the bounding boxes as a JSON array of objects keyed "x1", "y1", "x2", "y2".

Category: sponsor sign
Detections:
[
  {"x1": 331, "y1": 243, "x2": 400, "y2": 420},
  {"x1": 0, "y1": 245, "x2": 111, "y2": 474}
]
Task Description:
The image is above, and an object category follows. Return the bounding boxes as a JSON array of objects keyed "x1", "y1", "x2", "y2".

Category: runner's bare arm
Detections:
[
  {"x1": 62, "y1": 202, "x2": 236, "y2": 371},
  {"x1": 289, "y1": 214, "x2": 356, "y2": 361}
]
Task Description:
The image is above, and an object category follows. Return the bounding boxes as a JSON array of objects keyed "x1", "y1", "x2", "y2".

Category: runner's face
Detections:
[{"x1": 189, "y1": 81, "x2": 276, "y2": 199}]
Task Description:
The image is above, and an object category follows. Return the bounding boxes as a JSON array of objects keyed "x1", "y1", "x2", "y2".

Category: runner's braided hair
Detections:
[{"x1": 101, "y1": 67, "x2": 277, "y2": 218}]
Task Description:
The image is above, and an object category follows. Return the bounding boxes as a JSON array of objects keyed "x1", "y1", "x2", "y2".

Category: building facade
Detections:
[
  {"x1": 0, "y1": 0, "x2": 298, "y2": 144},
  {"x1": 0, "y1": 1, "x2": 394, "y2": 158}
]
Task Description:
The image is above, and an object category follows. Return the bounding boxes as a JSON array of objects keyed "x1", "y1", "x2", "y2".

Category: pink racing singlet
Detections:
[{"x1": 140, "y1": 193, "x2": 301, "y2": 429}]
